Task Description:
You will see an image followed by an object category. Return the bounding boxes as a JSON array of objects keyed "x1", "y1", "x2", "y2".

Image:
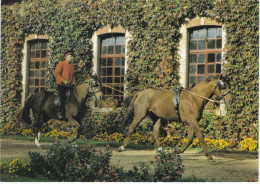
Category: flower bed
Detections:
[{"x1": 1, "y1": 124, "x2": 258, "y2": 152}]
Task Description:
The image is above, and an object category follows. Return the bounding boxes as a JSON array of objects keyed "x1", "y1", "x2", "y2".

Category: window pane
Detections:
[
  {"x1": 101, "y1": 46, "x2": 107, "y2": 54},
  {"x1": 41, "y1": 42, "x2": 47, "y2": 49},
  {"x1": 107, "y1": 77, "x2": 112, "y2": 83},
  {"x1": 36, "y1": 43, "x2": 41, "y2": 49},
  {"x1": 108, "y1": 46, "x2": 114, "y2": 54},
  {"x1": 101, "y1": 58, "x2": 106, "y2": 66},
  {"x1": 121, "y1": 68, "x2": 125, "y2": 74},
  {"x1": 41, "y1": 61, "x2": 46, "y2": 68},
  {"x1": 208, "y1": 28, "x2": 216, "y2": 38},
  {"x1": 199, "y1": 29, "x2": 206, "y2": 39},
  {"x1": 217, "y1": 39, "x2": 222, "y2": 49},
  {"x1": 30, "y1": 79, "x2": 34, "y2": 85},
  {"x1": 41, "y1": 50, "x2": 47, "y2": 58},
  {"x1": 122, "y1": 57, "x2": 125, "y2": 65},
  {"x1": 116, "y1": 36, "x2": 124, "y2": 44},
  {"x1": 41, "y1": 79, "x2": 45, "y2": 86},
  {"x1": 189, "y1": 65, "x2": 196, "y2": 74},
  {"x1": 102, "y1": 68, "x2": 106, "y2": 75},
  {"x1": 198, "y1": 76, "x2": 205, "y2": 83},
  {"x1": 208, "y1": 53, "x2": 215, "y2": 63},
  {"x1": 217, "y1": 28, "x2": 222, "y2": 38},
  {"x1": 122, "y1": 45, "x2": 125, "y2": 54},
  {"x1": 108, "y1": 37, "x2": 115, "y2": 45},
  {"x1": 207, "y1": 64, "x2": 215, "y2": 73},
  {"x1": 189, "y1": 76, "x2": 196, "y2": 85},
  {"x1": 190, "y1": 41, "x2": 197, "y2": 50},
  {"x1": 115, "y1": 45, "x2": 122, "y2": 54},
  {"x1": 115, "y1": 77, "x2": 120, "y2": 83},
  {"x1": 115, "y1": 68, "x2": 120, "y2": 76},
  {"x1": 190, "y1": 30, "x2": 198, "y2": 39},
  {"x1": 216, "y1": 53, "x2": 221, "y2": 62},
  {"x1": 190, "y1": 54, "x2": 197, "y2": 63},
  {"x1": 35, "y1": 70, "x2": 39, "y2": 77},
  {"x1": 30, "y1": 70, "x2": 34, "y2": 77},
  {"x1": 102, "y1": 39, "x2": 108, "y2": 45},
  {"x1": 35, "y1": 79, "x2": 39, "y2": 86},
  {"x1": 107, "y1": 68, "x2": 113, "y2": 75},
  {"x1": 102, "y1": 77, "x2": 106, "y2": 83},
  {"x1": 198, "y1": 54, "x2": 205, "y2": 63},
  {"x1": 107, "y1": 87, "x2": 112, "y2": 94},
  {"x1": 115, "y1": 58, "x2": 121, "y2": 66},
  {"x1": 207, "y1": 40, "x2": 215, "y2": 49},
  {"x1": 30, "y1": 62, "x2": 34, "y2": 69},
  {"x1": 30, "y1": 51, "x2": 35, "y2": 58},
  {"x1": 31, "y1": 44, "x2": 35, "y2": 50},
  {"x1": 41, "y1": 70, "x2": 46, "y2": 77},
  {"x1": 198, "y1": 40, "x2": 206, "y2": 50},
  {"x1": 198, "y1": 65, "x2": 205, "y2": 74},
  {"x1": 35, "y1": 62, "x2": 40, "y2": 69},
  {"x1": 216, "y1": 64, "x2": 221, "y2": 73},
  {"x1": 36, "y1": 51, "x2": 41, "y2": 58},
  {"x1": 107, "y1": 58, "x2": 113, "y2": 66}
]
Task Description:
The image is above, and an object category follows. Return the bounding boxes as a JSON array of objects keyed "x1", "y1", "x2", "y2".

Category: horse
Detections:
[
  {"x1": 22, "y1": 75, "x2": 103, "y2": 147},
  {"x1": 118, "y1": 76, "x2": 232, "y2": 162}
]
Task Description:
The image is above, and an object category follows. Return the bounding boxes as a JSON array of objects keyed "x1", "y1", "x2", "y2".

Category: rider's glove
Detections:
[{"x1": 62, "y1": 80, "x2": 70, "y2": 87}]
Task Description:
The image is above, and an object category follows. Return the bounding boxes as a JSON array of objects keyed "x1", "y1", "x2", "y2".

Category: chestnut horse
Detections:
[
  {"x1": 22, "y1": 75, "x2": 103, "y2": 147},
  {"x1": 119, "y1": 77, "x2": 232, "y2": 162}
]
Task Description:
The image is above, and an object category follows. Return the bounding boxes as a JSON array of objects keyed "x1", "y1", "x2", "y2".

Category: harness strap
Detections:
[{"x1": 173, "y1": 87, "x2": 183, "y2": 122}]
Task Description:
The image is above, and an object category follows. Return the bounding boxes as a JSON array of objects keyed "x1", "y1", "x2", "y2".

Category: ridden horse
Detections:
[
  {"x1": 22, "y1": 75, "x2": 103, "y2": 147},
  {"x1": 119, "y1": 77, "x2": 232, "y2": 162}
]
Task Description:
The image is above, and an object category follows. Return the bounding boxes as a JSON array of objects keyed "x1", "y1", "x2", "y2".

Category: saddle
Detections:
[
  {"x1": 173, "y1": 87, "x2": 183, "y2": 122},
  {"x1": 53, "y1": 90, "x2": 71, "y2": 107}
]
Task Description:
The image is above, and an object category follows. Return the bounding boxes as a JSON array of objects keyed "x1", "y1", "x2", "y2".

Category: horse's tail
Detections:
[
  {"x1": 22, "y1": 95, "x2": 33, "y2": 125},
  {"x1": 121, "y1": 92, "x2": 140, "y2": 128}
]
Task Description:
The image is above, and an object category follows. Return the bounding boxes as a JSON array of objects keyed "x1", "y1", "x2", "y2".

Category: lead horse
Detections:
[
  {"x1": 119, "y1": 76, "x2": 232, "y2": 162},
  {"x1": 22, "y1": 75, "x2": 103, "y2": 147}
]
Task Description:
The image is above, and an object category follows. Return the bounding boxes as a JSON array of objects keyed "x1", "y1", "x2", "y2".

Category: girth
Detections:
[{"x1": 173, "y1": 87, "x2": 183, "y2": 122}]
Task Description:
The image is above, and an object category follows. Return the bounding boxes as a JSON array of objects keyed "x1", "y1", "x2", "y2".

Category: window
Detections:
[
  {"x1": 189, "y1": 27, "x2": 222, "y2": 86},
  {"x1": 28, "y1": 40, "x2": 48, "y2": 96},
  {"x1": 100, "y1": 34, "x2": 125, "y2": 104}
]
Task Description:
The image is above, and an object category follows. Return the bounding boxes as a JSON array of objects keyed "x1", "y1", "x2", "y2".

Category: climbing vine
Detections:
[{"x1": 1, "y1": 0, "x2": 258, "y2": 141}]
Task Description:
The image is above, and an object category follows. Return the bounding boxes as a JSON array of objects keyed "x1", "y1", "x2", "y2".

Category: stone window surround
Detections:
[{"x1": 22, "y1": 34, "x2": 49, "y2": 104}]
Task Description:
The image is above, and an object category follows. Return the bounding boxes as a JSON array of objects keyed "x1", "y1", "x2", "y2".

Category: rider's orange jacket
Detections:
[{"x1": 54, "y1": 60, "x2": 75, "y2": 85}]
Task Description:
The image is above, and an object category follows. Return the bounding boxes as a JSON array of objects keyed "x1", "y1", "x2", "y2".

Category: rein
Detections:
[{"x1": 181, "y1": 89, "x2": 222, "y2": 104}]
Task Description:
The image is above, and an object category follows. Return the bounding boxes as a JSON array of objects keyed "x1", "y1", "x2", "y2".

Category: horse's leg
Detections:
[
  {"x1": 119, "y1": 112, "x2": 147, "y2": 152},
  {"x1": 33, "y1": 117, "x2": 42, "y2": 148},
  {"x1": 189, "y1": 119, "x2": 214, "y2": 162},
  {"x1": 153, "y1": 119, "x2": 162, "y2": 151},
  {"x1": 175, "y1": 125, "x2": 194, "y2": 154}
]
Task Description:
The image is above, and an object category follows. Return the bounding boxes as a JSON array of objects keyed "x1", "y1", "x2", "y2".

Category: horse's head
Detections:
[
  {"x1": 213, "y1": 77, "x2": 233, "y2": 105},
  {"x1": 84, "y1": 76, "x2": 103, "y2": 101}
]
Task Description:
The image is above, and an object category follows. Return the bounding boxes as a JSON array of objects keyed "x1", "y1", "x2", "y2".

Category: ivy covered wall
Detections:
[{"x1": 1, "y1": 0, "x2": 258, "y2": 140}]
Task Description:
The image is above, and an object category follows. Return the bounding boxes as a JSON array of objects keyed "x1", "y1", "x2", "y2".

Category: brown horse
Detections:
[
  {"x1": 119, "y1": 77, "x2": 232, "y2": 162},
  {"x1": 22, "y1": 75, "x2": 103, "y2": 147}
]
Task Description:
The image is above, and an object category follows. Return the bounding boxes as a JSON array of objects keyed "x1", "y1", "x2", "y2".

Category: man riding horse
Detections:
[{"x1": 54, "y1": 51, "x2": 75, "y2": 120}]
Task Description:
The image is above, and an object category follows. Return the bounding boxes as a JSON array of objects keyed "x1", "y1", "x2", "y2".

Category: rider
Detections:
[{"x1": 54, "y1": 51, "x2": 75, "y2": 120}]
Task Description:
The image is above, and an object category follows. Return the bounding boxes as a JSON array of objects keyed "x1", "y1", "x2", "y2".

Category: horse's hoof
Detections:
[
  {"x1": 118, "y1": 146, "x2": 124, "y2": 152},
  {"x1": 208, "y1": 158, "x2": 215, "y2": 163}
]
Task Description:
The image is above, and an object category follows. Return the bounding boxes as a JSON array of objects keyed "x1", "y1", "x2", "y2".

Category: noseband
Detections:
[
  {"x1": 87, "y1": 79, "x2": 102, "y2": 98},
  {"x1": 214, "y1": 80, "x2": 231, "y2": 100}
]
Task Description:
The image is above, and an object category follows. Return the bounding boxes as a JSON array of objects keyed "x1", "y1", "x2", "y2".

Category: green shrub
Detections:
[{"x1": 27, "y1": 140, "x2": 184, "y2": 182}]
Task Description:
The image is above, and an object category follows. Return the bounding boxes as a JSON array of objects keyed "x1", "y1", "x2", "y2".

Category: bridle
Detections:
[
  {"x1": 73, "y1": 78, "x2": 102, "y2": 102},
  {"x1": 181, "y1": 79, "x2": 231, "y2": 104},
  {"x1": 214, "y1": 80, "x2": 231, "y2": 101}
]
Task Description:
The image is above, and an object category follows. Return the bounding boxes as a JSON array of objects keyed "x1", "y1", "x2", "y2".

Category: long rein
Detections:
[{"x1": 75, "y1": 81, "x2": 226, "y2": 104}]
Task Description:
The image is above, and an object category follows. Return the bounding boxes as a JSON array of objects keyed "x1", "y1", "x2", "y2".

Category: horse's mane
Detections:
[{"x1": 187, "y1": 76, "x2": 220, "y2": 90}]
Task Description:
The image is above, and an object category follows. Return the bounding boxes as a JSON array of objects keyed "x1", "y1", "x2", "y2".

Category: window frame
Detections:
[
  {"x1": 188, "y1": 26, "x2": 222, "y2": 86},
  {"x1": 99, "y1": 34, "x2": 126, "y2": 104},
  {"x1": 27, "y1": 40, "x2": 48, "y2": 96}
]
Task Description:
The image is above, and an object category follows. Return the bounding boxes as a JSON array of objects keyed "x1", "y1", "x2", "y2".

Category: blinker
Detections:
[{"x1": 217, "y1": 80, "x2": 226, "y2": 90}]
